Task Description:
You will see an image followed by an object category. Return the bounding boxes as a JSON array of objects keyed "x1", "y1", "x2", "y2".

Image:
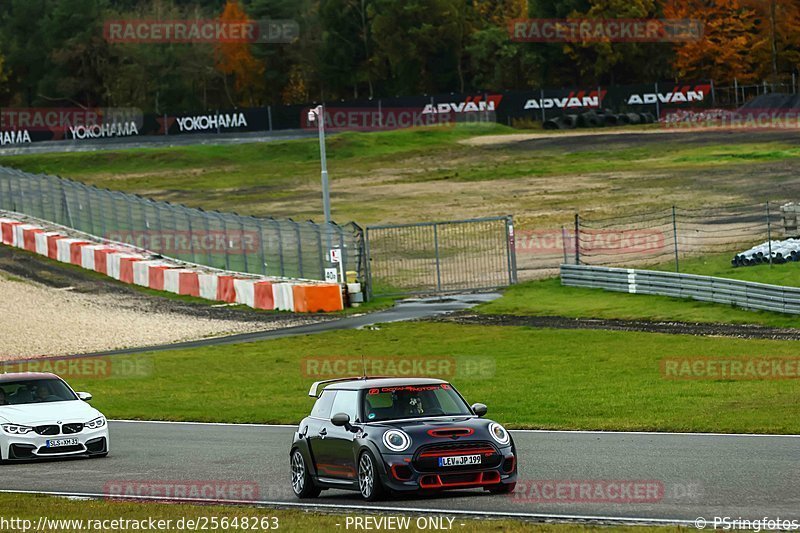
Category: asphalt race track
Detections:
[
  {"x1": 76, "y1": 294, "x2": 502, "y2": 357},
  {"x1": 2, "y1": 421, "x2": 798, "y2": 525}
]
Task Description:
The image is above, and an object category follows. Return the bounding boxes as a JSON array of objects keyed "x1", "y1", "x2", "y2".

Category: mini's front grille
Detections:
[
  {"x1": 62, "y1": 423, "x2": 84, "y2": 434},
  {"x1": 34, "y1": 425, "x2": 59, "y2": 436},
  {"x1": 413, "y1": 441, "x2": 501, "y2": 472}
]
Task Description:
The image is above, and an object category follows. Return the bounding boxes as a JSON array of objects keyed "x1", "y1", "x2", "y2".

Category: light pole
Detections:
[{"x1": 308, "y1": 105, "x2": 331, "y2": 224}]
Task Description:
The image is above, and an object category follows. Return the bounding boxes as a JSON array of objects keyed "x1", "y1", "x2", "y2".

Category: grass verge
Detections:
[
  {"x1": 477, "y1": 278, "x2": 800, "y2": 329},
  {"x1": 484, "y1": 251, "x2": 800, "y2": 328},
  {"x1": 0, "y1": 493, "x2": 681, "y2": 533},
  {"x1": 62, "y1": 322, "x2": 800, "y2": 434},
  {"x1": 4, "y1": 126, "x2": 800, "y2": 225}
]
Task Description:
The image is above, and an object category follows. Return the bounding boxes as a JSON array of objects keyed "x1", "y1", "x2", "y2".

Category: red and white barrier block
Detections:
[
  {"x1": 0, "y1": 219, "x2": 20, "y2": 246},
  {"x1": 0, "y1": 215, "x2": 345, "y2": 312},
  {"x1": 233, "y1": 279, "x2": 256, "y2": 308},
  {"x1": 273, "y1": 283, "x2": 295, "y2": 312},
  {"x1": 164, "y1": 269, "x2": 201, "y2": 297},
  {"x1": 133, "y1": 260, "x2": 174, "y2": 288},
  {"x1": 35, "y1": 232, "x2": 61, "y2": 257}
]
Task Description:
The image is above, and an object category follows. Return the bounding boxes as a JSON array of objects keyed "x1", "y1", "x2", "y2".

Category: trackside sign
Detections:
[
  {"x1": 626, "y1": 85, "x2": 711, "y2": 105},
  {"x1": 524, "y1": 90, "x2": 606, "y2": 110},
  {"x1": 176, "y1": 113, "x2": 248, "y2": 133},
  {"x1": 422, "y1": 95, "x2": 503, "y2": 114}
]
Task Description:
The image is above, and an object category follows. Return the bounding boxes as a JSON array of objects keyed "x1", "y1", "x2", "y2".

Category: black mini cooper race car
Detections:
[{"x1": 290, "y1": 377, "x2": 517, "y2": 500}]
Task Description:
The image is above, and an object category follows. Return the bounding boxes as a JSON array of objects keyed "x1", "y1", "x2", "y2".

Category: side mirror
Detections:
[
  {"x1": 331, "y1": 412, "x2": 350, "y2": 427},
  {"x1": 77, "y1": 392, "x2": 93, "y2": 402},
  {"x1": 471, "y1": 403, "x2": 487, "y2": 417}
]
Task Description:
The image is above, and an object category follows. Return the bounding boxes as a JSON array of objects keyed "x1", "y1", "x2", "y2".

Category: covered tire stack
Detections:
[{"x1": 732, "y1": 239, "x2": 800, "y2": 266}]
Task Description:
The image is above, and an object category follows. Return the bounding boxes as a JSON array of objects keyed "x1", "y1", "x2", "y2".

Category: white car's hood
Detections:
[{"x1": 0, "y1": 400, "x2": 102, "y2": 426}]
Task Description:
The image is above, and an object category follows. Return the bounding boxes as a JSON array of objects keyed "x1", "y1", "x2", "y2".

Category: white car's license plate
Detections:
[
  {"x1": 46, "y1": 438, "x2": 79, "y2": 448},
  {"x1": 438, "y1": 454, "x2": 482, "y2": 467}
]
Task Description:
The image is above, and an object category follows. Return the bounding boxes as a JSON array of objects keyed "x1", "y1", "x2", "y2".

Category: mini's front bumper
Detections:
[
  {"x1": 2, "y1": 426, "x2": 109, "y2": 460},
  {"x1": 379, "y1": 446, "x2": 517, "y2": 493}
]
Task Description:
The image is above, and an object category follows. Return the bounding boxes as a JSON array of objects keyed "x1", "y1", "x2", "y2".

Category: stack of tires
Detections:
[{"x1": 543, "y1": 109, "x2": 657, "y2": 130}]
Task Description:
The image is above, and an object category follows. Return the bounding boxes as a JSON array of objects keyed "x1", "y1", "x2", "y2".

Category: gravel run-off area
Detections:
[{"x1": 0, "y1": 246, "x2": 332, "y2": 360}]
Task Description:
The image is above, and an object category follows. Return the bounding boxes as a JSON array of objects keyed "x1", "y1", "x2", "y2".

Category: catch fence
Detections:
[
  {"x1": 0, "y1": 166, "x2": 365, "y2": 282},
  {"x1": 513, "y1": 202, "x2": 786, "y2": 279},
  {"x1": 366, "y1": 216, "x2": 517, "y2": 297},
  {"x1": 573, "y1": 202, "x2": 783, "y2": 272}
]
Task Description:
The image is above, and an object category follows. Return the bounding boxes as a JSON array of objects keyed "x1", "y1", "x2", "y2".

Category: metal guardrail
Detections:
[{"x1": 561, "y1": 264, "x2": 800, "y2": 315}]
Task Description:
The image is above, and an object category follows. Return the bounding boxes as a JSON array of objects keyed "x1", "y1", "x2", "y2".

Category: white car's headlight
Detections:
[
  {"x1": 2, "y1": 424, "x2": 33, "y2": 435},
  {"x1": 85, "y1": 417, "x2": 106, "y2": 430},
  {"x1": 382, "y1": 429, "x2": 411, "y2": 452},
  {"x1": 489, "y1": 423, "x2": 510, "y2": 445}
]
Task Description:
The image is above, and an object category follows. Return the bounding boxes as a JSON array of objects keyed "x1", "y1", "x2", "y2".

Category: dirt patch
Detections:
[
  {"x1": 0, "y1": 246, "x2": 333, "y2": 359},
  {"x1": 437, "y1": 312, "x2": 800, "y2": 340},
  {"x1": 460, "y1": 128, "x2": 800, "y2": 149}
]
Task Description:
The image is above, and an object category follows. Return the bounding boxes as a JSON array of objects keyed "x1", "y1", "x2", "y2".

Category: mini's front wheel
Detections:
[
  {"x1": 291, "y1": 449, "x2": 320, "y2": 499},
  {"x1": 358, "y1": 451, "x2": 385, "y2": 501}
]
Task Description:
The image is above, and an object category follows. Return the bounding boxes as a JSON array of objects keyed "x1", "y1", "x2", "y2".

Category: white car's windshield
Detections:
[
  {"x1": 362, "y1": 384, "x2": 472, "y2": 422},
  {"x1": 0, "y1": 379, "x2": 78, "y2": 406}
]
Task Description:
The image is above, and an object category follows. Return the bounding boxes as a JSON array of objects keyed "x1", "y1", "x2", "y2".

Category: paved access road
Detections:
[{"x1": 2, "y1": 421, "x2": 798, "y2": 525}]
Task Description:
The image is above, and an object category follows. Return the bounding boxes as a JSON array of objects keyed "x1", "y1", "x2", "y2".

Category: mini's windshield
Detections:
[
  {"x1": 0, "y1": 379, "x2": 78, "y2": 406},
  {"x1": 362, "y1": 384, "x2": 472, "y2": 422}
]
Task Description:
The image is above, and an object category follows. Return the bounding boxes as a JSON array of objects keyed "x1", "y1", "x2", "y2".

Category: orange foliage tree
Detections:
[
  {"x1": 215, "y1": 0, "x2": 265, "y2": 107},
  {"x1": 741, "y1": 0, "x2": 800, "y2": 80},
  {"x1": 663, "y1": 0, "x2": 760, "y2": 83}
]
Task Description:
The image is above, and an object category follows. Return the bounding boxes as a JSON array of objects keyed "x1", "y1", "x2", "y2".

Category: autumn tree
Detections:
[
  {"x1": 563, "y1": 0, "x2": 672, "y2": 84},
  {"x1": 215, "y1": 0, "x2": 265, "y2": 107},
  {"x1": 663, "y1": 0, "x2": 760, "y2": 83},
  {"x1": 741, "y1": 0, "x2": 800, "y2": 80},
  {"x1": 319, "y1": 0, "x2": 376, "y2": 99},
  {"x1": 369, "y1": 0, "x2": 472, "y2": 95},
  {"x1": 466, "y1": 0, "x2": 531, "y2": 90}
]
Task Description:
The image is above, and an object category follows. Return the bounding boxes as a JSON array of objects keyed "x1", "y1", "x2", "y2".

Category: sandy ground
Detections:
[
  {"x1": 0, "y1": 246, "x2": 331, "y2": 360},
  {"x1": 454, "y1": 125, "x2": 749, "y2": 146},
  {"x1": 0, "y1": 277, "x2": 276, "y2": 359}
]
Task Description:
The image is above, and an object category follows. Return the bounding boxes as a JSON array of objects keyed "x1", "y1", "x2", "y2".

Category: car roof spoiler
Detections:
[{"x1": 308, "y1": 376, "x2": 393, "y2": 398}]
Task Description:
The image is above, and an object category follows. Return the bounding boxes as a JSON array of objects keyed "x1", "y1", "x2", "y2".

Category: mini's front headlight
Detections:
[
  {"x1": 2, "y1": 424, "x2": 33, "y2": 435},
  {"x1": 85, "y1": 417, "x2": 106, "y2": 430},
  {"x1": 489, "y1": 422, "x2": 510, "y2": 445},
  {"x1": 382, "y1": 429, "x2": 411, "y2": 452}
]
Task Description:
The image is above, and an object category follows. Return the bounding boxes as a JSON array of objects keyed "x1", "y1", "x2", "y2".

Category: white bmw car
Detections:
[{"x1": 0, "y1": 372, "x2": 109, "y2": 462}]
